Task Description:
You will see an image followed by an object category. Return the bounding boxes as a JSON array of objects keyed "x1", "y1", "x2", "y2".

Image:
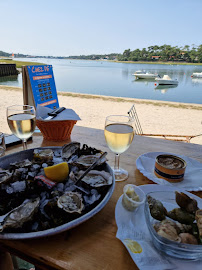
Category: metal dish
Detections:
[
  {"x1": 144, "y1": 191, "x2": 202, "y2": 260},
  {"x1": 0, "y1": 147, "x2": 115, "y2": 239}
]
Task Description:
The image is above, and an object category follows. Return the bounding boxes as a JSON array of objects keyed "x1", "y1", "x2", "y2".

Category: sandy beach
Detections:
[{"x1": 1, "y1": 85, "x2": 202, "y2": 145}]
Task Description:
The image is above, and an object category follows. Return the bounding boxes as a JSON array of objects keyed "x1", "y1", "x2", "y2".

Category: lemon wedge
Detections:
[
  {"x1": 44, "y1": 162, "x2": 69, "y2": 182},
  {"x1": 124, "y1": 239, "x2": 142, "y2": 254}
]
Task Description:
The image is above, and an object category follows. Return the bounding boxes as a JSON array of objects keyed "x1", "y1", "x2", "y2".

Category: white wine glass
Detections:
[
  {"x1": 7, "y1": 105, "x2": 36, "y2": 150},
  {"x1": 104, "y1": 115, "x2": 134, "y2": 182}
]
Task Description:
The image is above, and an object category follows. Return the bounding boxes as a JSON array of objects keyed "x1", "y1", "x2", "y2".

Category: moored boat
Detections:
[
  {"x1": 155, "y1": 75, "x2": 178, "y2": 85},
  {"x1": 191, "y1": 72, "x2": 202, "y2": 78},
  {"x1": 133, "y1": 71, "x2": 160, "y2": 79}
]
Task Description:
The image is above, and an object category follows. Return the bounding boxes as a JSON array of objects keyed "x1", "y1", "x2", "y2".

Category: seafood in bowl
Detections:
[
  {"x1": 0, "y1": 142, "x2": 115, "y2": 239},
  {"x1": 145, "y1": 191, "x2": 202, "y2": 259}
]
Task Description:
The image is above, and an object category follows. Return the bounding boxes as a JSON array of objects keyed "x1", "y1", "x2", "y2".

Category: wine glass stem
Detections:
[
  {"x1": 114, "y1": 154, "x2": 120, "y2": 171},
  {"x1": 22, "y1": 139, "x2": 27, "y2": 150}
]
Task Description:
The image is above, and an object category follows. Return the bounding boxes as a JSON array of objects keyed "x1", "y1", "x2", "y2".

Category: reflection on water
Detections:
[
  {"x1": 0, "y1": 75, "x2": 18, "y2": 83},
  {"x1": 155, "y1": 84, "x2": 178, "y2": 94},
  {"x1": 133, "y1": 78, "x2": 156, "y2": 83},
  {"x1": 1, "y1": 58, "x2": 202, "y2": 104},
  {"x1": 191, "y1": 78, "x2": 202, "y2": 84}
]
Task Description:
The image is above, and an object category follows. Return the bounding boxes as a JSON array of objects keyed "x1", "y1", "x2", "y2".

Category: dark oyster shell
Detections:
[
  {"x1": 0, "y1": 197, "x2": 40, "y2": 232},
  {"x1": 62, "y1": 142, "x2": 80, "y2": 161}
]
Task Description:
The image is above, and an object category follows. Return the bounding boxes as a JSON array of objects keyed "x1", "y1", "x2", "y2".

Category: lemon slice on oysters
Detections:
[{"x1": 44, "y1": 162, "x2": 69, "y2": 182}]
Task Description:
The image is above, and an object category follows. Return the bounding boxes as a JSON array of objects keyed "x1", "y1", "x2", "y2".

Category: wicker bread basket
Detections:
[{"x1": 36, "y1": 119, "x2": 77, "y2": 141}]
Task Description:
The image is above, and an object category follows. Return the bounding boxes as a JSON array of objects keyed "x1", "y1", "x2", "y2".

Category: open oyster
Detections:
[
  {"x1": 73, "y1": 153, "x2": 107, "y2": 168},
  {"x1": 57, "y1": 192, "x2": 84, "y2": 214},
  {"x1": 0, "y1": 197, "x2": 40, "y2": 232},
  {"x1": 0, "y1": 170, "x2": 12, "y2": 185},
  {"x1": 62, "y1": 142, "x2": 80, "y2": 161},
  {"x1": 80, "y1": 170, "x2": 112, "y2": 188},
  {"x1": 33, "y1": 149, "x2": 54, "y2": 162},
  {"x1": 10, "y1": 159, "x2": 32, "y2": 169},
  {"x1": 196, "y1": 209, "x2": 202, "y2": 237}
]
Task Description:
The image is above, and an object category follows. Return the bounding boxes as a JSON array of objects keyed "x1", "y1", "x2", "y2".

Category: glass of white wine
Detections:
[
  {"x1": 7, "y1": 105, "x2": 36, "y2": 150},
  {"x1": 104, "y1": 115, "x2": 134, "y2": 182}
]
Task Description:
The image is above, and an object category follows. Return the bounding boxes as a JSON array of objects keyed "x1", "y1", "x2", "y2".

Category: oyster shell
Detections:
[
  {"x1": 0, "y1": 197, "x2": 40, "y2": 232},
  {"x1": 33, "y1": 149, "x2": 54, "y2": 162},
  {"x1": 10, "y1": 159, "x2": 32, "y2": 169},
  {"x1": 195, "y1": 209, "x2": 202, "y2": 237},
  {"x1": 154, "y1": 219, "x2": 180, "y2": 242},
  {"x1": 0, "y1": 170, "x2": 12, "y2": 185},
  {"x1": 167, "y1": 208, "x2": 195, "y2": 224},
  {"x1": 73, "y1": 153, "x2": 107, "y2": 168},
  {"x1": 147, "y1": 195, "x2": 167, "y2": 221},
  {"x1": 175, "y1": 191, "x2": 198, "y2": 214},
  {"x1": 62, "y1": 142, "x2": 80, "y2": 161},
  {"x1": 57, "y1": 192, "x2": 84, "y2": 214},
  {"x1": 80, "y1": 170, "x2": 112, "y2": 188}
]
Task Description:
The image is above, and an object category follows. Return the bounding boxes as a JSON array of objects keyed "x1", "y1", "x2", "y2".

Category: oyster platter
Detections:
[{"x1": 0, "y1": 142, "x2": 115, "y2": 239}]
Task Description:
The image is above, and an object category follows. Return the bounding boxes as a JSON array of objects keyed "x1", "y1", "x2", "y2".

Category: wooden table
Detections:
[{"x1": 1, "y1": 126, "x2": 202, "y2": 270}]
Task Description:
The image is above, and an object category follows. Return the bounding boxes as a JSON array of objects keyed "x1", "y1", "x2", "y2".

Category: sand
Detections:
[{"x1": 1, "y1": 85, "x2": 202, "y2": 145}]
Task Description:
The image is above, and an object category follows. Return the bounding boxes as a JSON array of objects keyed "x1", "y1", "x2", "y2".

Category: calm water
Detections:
[{"x1": 1, "y1": 58, "x2": 202, "y2": 104}]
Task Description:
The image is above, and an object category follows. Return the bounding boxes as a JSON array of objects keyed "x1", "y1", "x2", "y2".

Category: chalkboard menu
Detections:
[{"x1": 22, "y1": 65, "x2": 59, "y2": 109}]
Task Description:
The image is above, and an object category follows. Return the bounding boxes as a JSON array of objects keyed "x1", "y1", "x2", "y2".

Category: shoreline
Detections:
[
  {"x1": 1, "y1": 85, "x2": 202, "y2": 145},
  {"x1": 112, "y1": 60, "x2": 202, "y2": 66},
  {"x1": 1, "y1": 85, "x2": 202, "y2": 110}
]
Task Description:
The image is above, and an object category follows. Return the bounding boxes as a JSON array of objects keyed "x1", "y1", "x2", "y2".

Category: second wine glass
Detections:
[
  {"x1": 7, "y1": 105, "x2": 36, "y2": 150},
  {"x1": 104, "y1": 115, "x2": 134, "y2": 181}
]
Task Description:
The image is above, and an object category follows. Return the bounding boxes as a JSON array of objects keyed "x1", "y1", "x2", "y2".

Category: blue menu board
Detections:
[{"x1": 27, "y1": 65, "x2": 59, "y2": 109}]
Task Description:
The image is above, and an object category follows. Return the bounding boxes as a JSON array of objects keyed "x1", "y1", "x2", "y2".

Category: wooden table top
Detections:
[{"x1": 1, "y1": 126, "x2": 202, "y2": 270}]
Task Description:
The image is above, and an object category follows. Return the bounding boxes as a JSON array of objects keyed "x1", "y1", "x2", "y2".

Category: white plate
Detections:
[
  {"x1": 136, "y1": 152, "x2": 202, "y2": 191},
  {"x1": 115, "y1": 184, "x2": 202, "y2": 270}
]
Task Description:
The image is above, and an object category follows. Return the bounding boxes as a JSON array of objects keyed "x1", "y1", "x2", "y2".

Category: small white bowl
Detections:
[{"x1": 122, "y1": 184, "x2": 146, "y2": 211}]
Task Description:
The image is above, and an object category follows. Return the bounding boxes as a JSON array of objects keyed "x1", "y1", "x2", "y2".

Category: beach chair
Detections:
[{"x1": 128, "y1": 104, "x2": 201, "y2": 143}]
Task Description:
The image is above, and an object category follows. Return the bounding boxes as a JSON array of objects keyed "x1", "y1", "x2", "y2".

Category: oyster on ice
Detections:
[
  {"x1": 57, "y1": 192, "x2": 84, "y2": 214},
  {"x1": 195, "y1": 209, "x2": 202, "y2": 237},
  {"x1": 73, "y1": 153, "x2": 107, "y2": 168},
  {"x1": 62, "y1": 142, "x2": 80, "y2": 161},
  {"x1": 0, "y1": 170, "x2": 12, "y2": 185},
  {"x1": 33, "y1": 149, "x2": 54, "y2": 162},
  {"x1": 80, "y1": 170, "x2": 113, "y2": 188},
  {"x1": 10, "y1": 159, "x2": 32, "y2": 169},
  {"x1": 0, "y1": 198, "x2": 40, "y2": 232}
]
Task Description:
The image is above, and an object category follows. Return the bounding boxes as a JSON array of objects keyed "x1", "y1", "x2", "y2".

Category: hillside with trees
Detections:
[
  {"x1": 118, "y1": 45, "x2": 202, "y2": 63},
  {"x1": 1, "y1": 44, "x2": 202, "y2": 63}
]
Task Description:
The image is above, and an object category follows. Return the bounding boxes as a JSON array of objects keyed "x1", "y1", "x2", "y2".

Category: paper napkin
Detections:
[{"x1": 36, "y1": 105, "x2": 81, "y2": 121}]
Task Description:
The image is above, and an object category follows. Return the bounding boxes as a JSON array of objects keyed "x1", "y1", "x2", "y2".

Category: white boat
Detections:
[
  {"x1": 155, "y1": 75, "x2": 178, "y2": 85},
  {"x1": 132, "y1": 70, "x2": 146, "y2": 76},
  {"x1": 133, "y1": 71, "x2": 160, "y2": 79},
  {"x1": 191, "y1": 72, "x2": 202, "y2": 78}
]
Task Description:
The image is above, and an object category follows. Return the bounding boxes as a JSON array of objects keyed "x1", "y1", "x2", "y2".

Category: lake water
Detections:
[{"x1": 1, "y1": 58, "x2": 202, "y2": 104}]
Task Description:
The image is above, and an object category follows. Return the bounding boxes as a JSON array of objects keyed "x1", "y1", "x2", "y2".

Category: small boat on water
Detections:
[
  {"x1": 191, "y1": 72, "x2": 202, "y2": 78},
  {"x1": 133, "y1": 70, "x2": 146, "y2": 74},
  {"x1": 155, "y1": 75, "x2": 178, "y2": 85},
  {"x1": 133, "y1": 71, "x2": 160, "y2": 79}
]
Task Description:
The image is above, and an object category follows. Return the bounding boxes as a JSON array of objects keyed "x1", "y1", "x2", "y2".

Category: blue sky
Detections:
[{"x1": 0, "y1": 0, "x2": 201, "y2": 56}]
